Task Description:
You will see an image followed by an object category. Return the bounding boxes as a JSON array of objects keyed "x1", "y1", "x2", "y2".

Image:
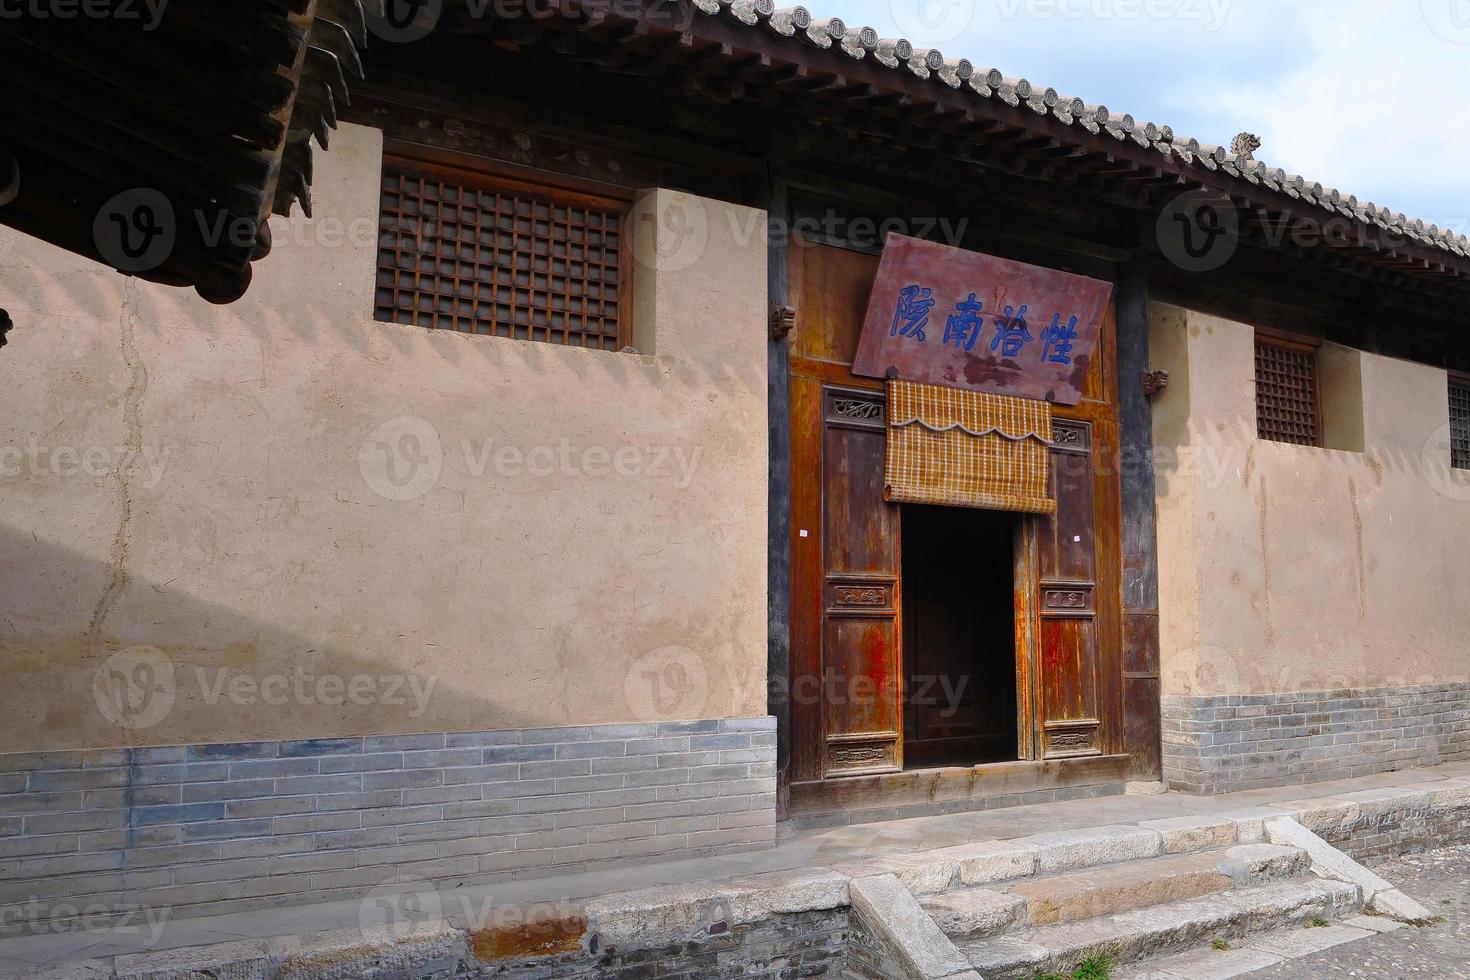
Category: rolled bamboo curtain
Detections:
[{"x1": 884, "y1": 379, "x2": 1056, "y2": 515}]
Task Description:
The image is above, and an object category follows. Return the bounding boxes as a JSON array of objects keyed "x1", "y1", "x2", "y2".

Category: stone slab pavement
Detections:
[
  {"x1": 1244, "y1": 843, "x2": 1470, "y2": 979},
  {"x1": 1118, "y1": 843, "x2": 1468, "y2": 979},
  {"x1": 1, "y1": 761, "x2": 1467, "y2": 975}
]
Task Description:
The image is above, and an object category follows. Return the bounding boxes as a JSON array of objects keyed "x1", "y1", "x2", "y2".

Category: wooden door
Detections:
[
  {"x1": 1021, "y1": 310, "x2": 1124, "y2": 762},
  {"x1": 788, "y1": 239, "x2": 904, "y2": 781},
  {"x1": 817, "y1": 386, "x2": 903, "y2": 776},
  {"x1": 787, "y1": 233, "x2": 1125, "y2": 784}
]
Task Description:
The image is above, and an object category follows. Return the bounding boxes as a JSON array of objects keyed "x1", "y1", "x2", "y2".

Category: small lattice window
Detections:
[
  {"x1": 1255, "y1": 336, "x2": 1321, "y2": 446},
  {"x1": 375, "y1": 158, "x2": 629, "y2": 350},
  {"x1": 1451, "y1": 377, "x2": 1470, "y2": 470}
]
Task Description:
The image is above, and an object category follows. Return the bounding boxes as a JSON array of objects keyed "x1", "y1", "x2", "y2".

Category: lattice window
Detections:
[
  {"x1": 1451, "y1": 377, "x2": 1470, "y2": 470},
  {"x1": 375, "y1": 159, "x2": 629, "y2": 350},
  {"x1": 1255, "y1": 336, "x2": 1321, "y2": 446}
]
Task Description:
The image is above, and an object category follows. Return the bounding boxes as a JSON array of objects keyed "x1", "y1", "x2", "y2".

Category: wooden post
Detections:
[
  {"x1": 1116, "y1": 257, "x2": 1163, "y2": 782},
  {"x1": 764, "y1": 169, "x2": 793, "y2": 817}
]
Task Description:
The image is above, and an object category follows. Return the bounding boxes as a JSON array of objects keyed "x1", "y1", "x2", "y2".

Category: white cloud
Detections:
[
  {"x1": 1216, "y1": 0, "x2": 1470, "y2": 231},
  {"x1": 810, "y1": 0, "x2": 1467, "y2": 230}
]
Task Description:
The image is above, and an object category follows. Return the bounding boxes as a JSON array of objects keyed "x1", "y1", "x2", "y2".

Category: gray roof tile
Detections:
[{"x1": 691, "y1": 1, "x2": 1460, "y2": 258}]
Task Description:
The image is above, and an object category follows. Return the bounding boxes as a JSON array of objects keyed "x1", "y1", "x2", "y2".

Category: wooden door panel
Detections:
[
  {"x1": 822, "y1": 395, "x2": 896, "y2": 575},
  {"x1": 820, "y1": 388, "x2": 902, "y2": 777},
  {"x1": 1033, "y1": 417, "x2": 1104, "y2": 759},
  {"x1": 789, "y1": 236, "x2": 875, "y2": 366}
]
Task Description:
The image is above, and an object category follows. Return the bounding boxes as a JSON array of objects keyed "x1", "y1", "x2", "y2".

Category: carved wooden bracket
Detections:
[
  {"x1": 770, "y1": 305, "x2": 796, "y2": 341},
  {"x1": 1142, "y1": 370, "x2": 1170, "y2": 397}
]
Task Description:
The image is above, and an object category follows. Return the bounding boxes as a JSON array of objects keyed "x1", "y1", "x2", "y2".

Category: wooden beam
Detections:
[{"x1": 1115, "y1": 256, "x2": 1163, "y2": 783}]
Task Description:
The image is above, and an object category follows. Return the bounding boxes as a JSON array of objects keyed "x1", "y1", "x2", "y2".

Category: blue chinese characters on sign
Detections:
[
  {"x1": 888, "y1": 286, "x2": 1079, "y2": 367},
  {"x1": 1039, "y1": 314, "x2": 1078, "y2": 365},
  {"x1": 943, "y1": 293, "x2": 985, "y2": 352},
  {"x1": 889, "y1": 285, "x2": 935, "y2": 342}
]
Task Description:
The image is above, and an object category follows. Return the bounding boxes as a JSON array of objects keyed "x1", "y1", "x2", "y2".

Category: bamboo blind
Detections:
[
  {"x1": 375, "y1": 161, "x2": 627, "y2": 349},
  {"x1": 1255, "y1": 337, "x2": 1321, "y2": 446}
]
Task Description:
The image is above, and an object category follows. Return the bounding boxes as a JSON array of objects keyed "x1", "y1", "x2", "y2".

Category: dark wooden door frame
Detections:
[
  {"x1": 767, "y1": 203, "x2": 1167, "y2": 814},
  {"x1": 1116, "y1": 258, "x2": 1164, "y2": 781}
]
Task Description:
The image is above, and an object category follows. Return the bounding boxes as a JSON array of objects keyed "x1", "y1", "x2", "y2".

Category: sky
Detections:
[{"x1": 812, "y1": 0, "x2": 1469, "y2": 234}]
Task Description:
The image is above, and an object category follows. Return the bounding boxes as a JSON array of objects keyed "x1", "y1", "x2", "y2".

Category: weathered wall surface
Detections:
[
  {"x1": 1150, "y1": 302, "x2": 1470, "y2": 792},
  {"x1": 0, "y1": 122, "x2": 770, "y2": 753}
]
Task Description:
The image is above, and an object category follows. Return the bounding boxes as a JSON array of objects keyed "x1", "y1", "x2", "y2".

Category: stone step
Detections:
[
  {"x1": 922, "y1": 844, "x2": 1308, "y2": 941},
  {"x1": 958, "y1": 876, "x2": 1361, "y2": 979}
]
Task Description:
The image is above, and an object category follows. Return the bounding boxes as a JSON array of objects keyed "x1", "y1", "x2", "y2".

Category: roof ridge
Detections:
[{"x1": 691, "y1": 0, "x2": 1466, "y2": 256}]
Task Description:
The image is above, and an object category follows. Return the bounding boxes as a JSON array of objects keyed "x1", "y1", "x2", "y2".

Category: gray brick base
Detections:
[
  {"x1": 1162, "y1": 683, "x2": 1470, "y2": 794},
  {"x1": 0, "y1": 717, "x2": 776, "y2": 931}
]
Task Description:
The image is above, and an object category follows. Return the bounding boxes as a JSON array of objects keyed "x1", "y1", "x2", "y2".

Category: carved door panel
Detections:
[
  {"x1": 818, "y1": 386, "x2": 903, "y2": 777},
  {"x1": 1033, "y1": 418, "x2": 1105, "y2": 758}
]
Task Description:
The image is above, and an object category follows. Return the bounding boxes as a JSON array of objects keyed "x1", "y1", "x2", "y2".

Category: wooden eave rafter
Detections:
[{"x1": 433, "y1": 0, "x2": 1470, "y2": 300}]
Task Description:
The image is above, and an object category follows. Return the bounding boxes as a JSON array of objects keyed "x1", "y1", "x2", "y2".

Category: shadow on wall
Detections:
[{"x1": 0, "y1": 523, "x2": 552, "y2": 755}]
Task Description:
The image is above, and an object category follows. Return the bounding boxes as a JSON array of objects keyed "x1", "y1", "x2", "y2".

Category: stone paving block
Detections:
[
  {"x1": 0, "y1": 960, "x2": 113, "y2": 979},
  {"x1": 849, "y1": 875, "x2": 979, "y2": 979},
  {"x1": 1245, "y1": 922, "x2": 1374, "y2": 958},
  {"x1": 1340, "y1": 912, "x2": 1407, "y2": 933},
  {"x1": 114, "y1": 940, "x2": 271, "y2": 980},
  {"x1": 943, "y1": 840, "x2": 1039, "y2": 886},
  {"x1": 1215, "y1": 844, "x2": 1309, "y2": 885},
  {"x1": 1367, "y1": 887, "x2": 1435, "y2": 924},
  {"x1": 919, "y1": 887, "x2": 1027, "y2": 941},
  {"x1": 1007, "y1": 851, "x2": 1233, "y2": 927},
  {"x1": 834, "y1": 852, "x2": 957, "y2": 895},
  {"x1": 1137, "y1": 815, "x2": 1239, "y2": 853},
  {"x1": 1118, "y1": 945, "x2": 1284, "y2": 980},
  {"x1": 1020, "y1": 825, "x2": 1162, "y2": 873},
  {"x1": 584, "y1": 868, "x2": 848, "y2": 948}
]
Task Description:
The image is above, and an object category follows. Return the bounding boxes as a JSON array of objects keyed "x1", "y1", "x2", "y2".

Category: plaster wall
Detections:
[
  {"x1": 0, "y1": 123, "x2": 770, "y2": 753},
  {"x1": 1150, "y1": 302, "x2": 1470, "y2": 699}
]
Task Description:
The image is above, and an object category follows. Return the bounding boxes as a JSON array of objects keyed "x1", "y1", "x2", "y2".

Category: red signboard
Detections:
[{"x1": 852, "y1": 235, "x2": 1114, "y2": 406}]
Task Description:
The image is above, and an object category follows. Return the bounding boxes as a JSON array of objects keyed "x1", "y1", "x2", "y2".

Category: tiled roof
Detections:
[{"x1": 689, "y1": 0, "x2": 1466, "y2": 262}]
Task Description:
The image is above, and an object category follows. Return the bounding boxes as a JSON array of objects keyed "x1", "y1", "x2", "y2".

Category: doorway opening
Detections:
[{"x1": 901, "y1": 504, "x2": 1020, "y2": 769}]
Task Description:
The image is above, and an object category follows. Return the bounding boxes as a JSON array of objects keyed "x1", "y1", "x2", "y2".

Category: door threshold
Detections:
[{"x1": 788, "y1": 754, "x2": 1131, "y2": 829}]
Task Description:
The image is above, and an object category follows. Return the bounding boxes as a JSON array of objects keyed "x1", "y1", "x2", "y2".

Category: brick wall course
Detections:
[
  {"x1": 0, "y1": 717, "x2": 777, "y2": 932},
  {"x1": 1162, "y1": 684, "x2": 1470, "y2": 795}
]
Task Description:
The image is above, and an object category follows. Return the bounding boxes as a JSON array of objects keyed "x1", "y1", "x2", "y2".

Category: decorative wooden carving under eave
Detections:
[
  {"x1": 1142, "y1": 370, "x2": 1170, "y2": 397},
  {"x1": 770, "y1": 305, "x2": 797, "y2": 341}
]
